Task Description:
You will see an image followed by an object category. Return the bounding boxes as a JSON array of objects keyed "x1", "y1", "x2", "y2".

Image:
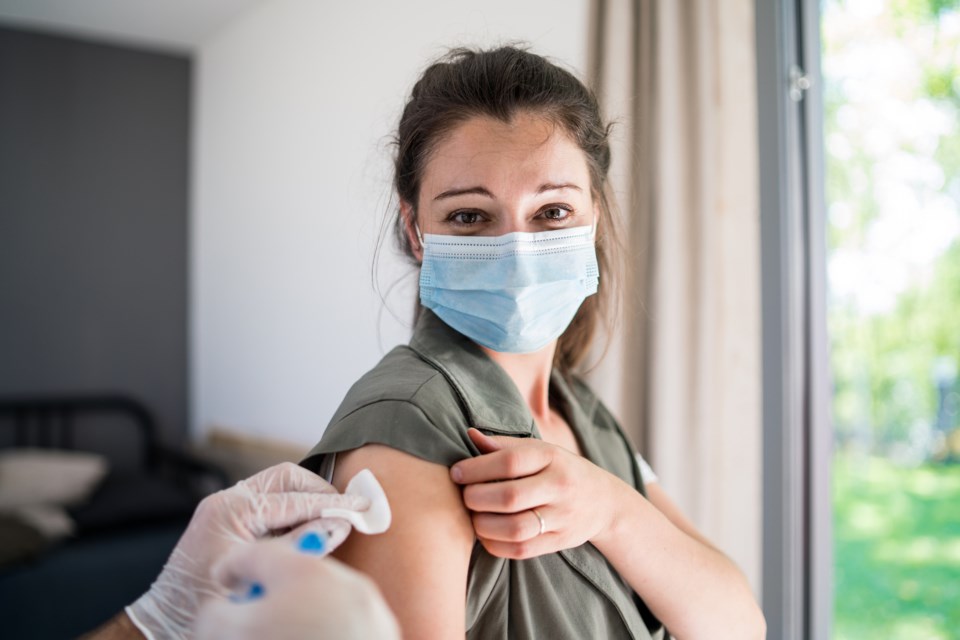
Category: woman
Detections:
[{"x1": 302, "y1": 46, "x2": 765, "y2": 639}]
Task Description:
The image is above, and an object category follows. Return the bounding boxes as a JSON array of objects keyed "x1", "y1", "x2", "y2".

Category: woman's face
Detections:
[{"x1": 406, "y1": 112, "x2": 597, "y2": 258}]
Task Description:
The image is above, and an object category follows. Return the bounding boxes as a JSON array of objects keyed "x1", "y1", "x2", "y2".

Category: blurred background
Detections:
[
  {"x1": 0, "y1": 0, "x2": 956, "y2": 638},
  {"x1": 823, "y1": 1, "x2": 960, "y2": 637}
]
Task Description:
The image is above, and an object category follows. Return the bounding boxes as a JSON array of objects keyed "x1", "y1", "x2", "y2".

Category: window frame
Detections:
[{"x1": 755, "y1": 0, "x2": 832, "y2": 637}]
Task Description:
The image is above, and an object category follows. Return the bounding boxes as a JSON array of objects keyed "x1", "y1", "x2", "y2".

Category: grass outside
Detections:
[{"x1": 833, "y1": 453, "x2": 960, "y2": 639}]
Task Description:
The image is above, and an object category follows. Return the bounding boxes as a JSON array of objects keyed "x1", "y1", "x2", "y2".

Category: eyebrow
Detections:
[{"x1": 432, "y1": 182, "x2": 583, "y2": 201}]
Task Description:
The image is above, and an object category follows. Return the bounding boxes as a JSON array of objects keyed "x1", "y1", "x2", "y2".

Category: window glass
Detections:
[{"x1": 823, "y1": 1, "x2": 960, "y2": 638}]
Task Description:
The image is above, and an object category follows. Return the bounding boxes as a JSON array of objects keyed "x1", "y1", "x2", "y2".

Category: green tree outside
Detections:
[{"x1": 823, "y1": 1, "x2": 960, "y2": 637}]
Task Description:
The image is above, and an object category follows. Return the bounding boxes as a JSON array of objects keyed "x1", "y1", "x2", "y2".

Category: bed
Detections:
[{"x1": 0, "y1": 394, "x2": 228, "y2": 638}]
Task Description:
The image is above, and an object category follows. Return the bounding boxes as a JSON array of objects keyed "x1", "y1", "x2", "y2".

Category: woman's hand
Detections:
[
  {"x1": 453, "y1": 429, "x2": 766, "y2": 638},
  {"x1": 450, "y1": 428, "x2": 628, "y2": 559}
]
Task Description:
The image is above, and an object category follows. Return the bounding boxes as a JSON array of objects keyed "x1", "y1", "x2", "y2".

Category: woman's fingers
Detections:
[
  {"x1": 461, "y1": 476, "x2": 555, "y2": 513},
  {"x1": 454, "y1": 436, "x2": 625, "y2": 557},
  {"x1": 467, "y1": 428, "x2": 503, "y2": 453},
  {"x1": 451, "y1": 440, "x2": 553, "y2": 484},
  {"x1": 471, "y1": 508, "x2": 552, "y2": 542},
  {"x1": 478, "y1": 532, "x2": 560, "y2": 560},
  {"x1": 453, "y1": 436, "x2": 606, "y2": 557}
]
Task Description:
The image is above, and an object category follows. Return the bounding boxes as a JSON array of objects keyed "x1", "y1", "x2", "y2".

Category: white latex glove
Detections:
[
  {"x1": 126, "y1": 462, "x2": 369, "y2": 640},
  {"x1": 195, "y1": 534, "x2": 400, "y2": 640}
]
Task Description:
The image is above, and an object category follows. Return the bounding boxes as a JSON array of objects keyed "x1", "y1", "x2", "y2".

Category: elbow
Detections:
[
  {"x1": 754, "y1": 618, "x2": 768, "y2": 640},
  {"x1": 758, "y1": 610, "x2": 768, "y2": 639},
  {"x1": 745, "y1": 601, "x2": 767, "y2": 640},
  {"x1": 719, "y1": 591, "x2": 767, "y2": 640},
  {"x1": 713, "y1": 604, "x2": 766, "y2": 640},
  {"x1": 718, "y1": 569, "x2": 767, "y2": 639},
  {"x1": 675, "y1": 599, "x2": 766, "y2": 640},
  {"x1": 733, "y1": 570, "x2": 766, "y2": 639}
]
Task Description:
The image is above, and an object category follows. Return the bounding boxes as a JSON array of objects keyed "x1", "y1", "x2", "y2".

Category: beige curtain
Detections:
[{"x1": 586, "y1": 0, "x2": 763, "y2": 596}]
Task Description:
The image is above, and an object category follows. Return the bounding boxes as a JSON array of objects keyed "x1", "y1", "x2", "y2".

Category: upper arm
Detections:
[{"x1": 329, "y1": 444, "x2": 475, "y2": 639}]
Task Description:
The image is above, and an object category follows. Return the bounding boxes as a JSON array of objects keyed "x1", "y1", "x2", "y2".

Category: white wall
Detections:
[{"x1": 192, "y1": 0, "x2": 590, "y2": 446}]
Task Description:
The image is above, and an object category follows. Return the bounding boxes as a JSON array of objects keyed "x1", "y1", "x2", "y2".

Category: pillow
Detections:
[
  {"x1": 0, "y1": 449, "x2": 109, "y2": 510},
  {"x1": 10, "y1": 504, "x2": 75, "y2": 540}
]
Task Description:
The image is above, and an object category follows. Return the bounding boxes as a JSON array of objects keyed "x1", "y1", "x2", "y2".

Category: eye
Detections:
[
  {"x1": 540, "y1": 205, "x2": 572, "y2": 221},
  {"x1": 449, "y1": 210, "x2": 483, "y2": 225}
]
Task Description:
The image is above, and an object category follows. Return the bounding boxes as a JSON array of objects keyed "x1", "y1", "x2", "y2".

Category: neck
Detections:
[{"x1": 480, "y1": 342, "x2": 556, "y2": 421}]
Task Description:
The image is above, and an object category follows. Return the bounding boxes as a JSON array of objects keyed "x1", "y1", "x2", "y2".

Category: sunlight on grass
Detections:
[
  {"x1": 846, "y1": 502, "x2": 893, "y2": 537},
  {"x1": 875, "y1": 535, "x2": 960, "y2": 566},
  {"x1": 906, "y1": 467, "x2": 960, "y2": 498},
  {"x1": 833, "y1": 453, "x2": 960, "y2": 638}
]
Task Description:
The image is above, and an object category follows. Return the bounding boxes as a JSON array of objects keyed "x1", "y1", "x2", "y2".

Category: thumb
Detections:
[
  {"x1": 468, "y1": 428, "x2": 514, "y2": 453},
  {"x1": 246, "y1": 492, "x2": 371, "y2": 538}
]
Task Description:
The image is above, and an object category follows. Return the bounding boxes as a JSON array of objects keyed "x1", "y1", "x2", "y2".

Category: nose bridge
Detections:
[
  {"x1": 497, "y1": 188, "x2": 538, "y2": 234},
  {"x1": 500, "y1": 205, "x2": 529, "y2": 234}
]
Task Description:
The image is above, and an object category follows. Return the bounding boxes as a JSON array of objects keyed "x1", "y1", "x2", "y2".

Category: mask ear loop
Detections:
[
  {"x1": 590, "y1": 215, "x2": 599, "y2": 240},
  {"x1": 404, "y1": 202, "x2": 424, "y2": 251},
  {"x1": 414, "y1": 223, "x2": 424, "y2": 250}
]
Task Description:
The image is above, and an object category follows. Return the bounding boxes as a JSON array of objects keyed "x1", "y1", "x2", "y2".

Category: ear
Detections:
[
  {"x1": 400, "y1": 200, "x2": 424, "y2": 262},
  {"x1": 592, "y1": 201, "x2": 602, "y2": 238}
]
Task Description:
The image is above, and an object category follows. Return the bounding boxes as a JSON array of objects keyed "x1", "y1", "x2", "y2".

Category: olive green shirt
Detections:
[{"x1": 302, "y1": 310, "x2": 665, "y2": 639}]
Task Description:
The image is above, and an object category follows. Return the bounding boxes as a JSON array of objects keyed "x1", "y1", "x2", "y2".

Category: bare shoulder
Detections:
[{"x1": 330, "y1": 444, "x2": 475, "y2": 639}]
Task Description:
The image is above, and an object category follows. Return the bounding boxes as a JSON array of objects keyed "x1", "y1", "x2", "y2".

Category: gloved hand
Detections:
[
  {"x1": 195, "y1": 533, "x2": 400, "y2": 640},
  {"x1": 125, "y1": 462, "x2": 369, "y2": 640}
]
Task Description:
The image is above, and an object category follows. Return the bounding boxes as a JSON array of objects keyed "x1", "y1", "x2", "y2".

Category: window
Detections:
[
  {"x1": 823, "y1": 1, "x2": 960, "y2": 637},
  {"x1": 757, "y1": 1, "x2": 959, "y2": 638}
]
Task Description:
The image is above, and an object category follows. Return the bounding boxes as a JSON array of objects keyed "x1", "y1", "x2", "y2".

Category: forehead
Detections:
[{"x1": 420, "y1": 113, "x2": 590, "y2": 196}]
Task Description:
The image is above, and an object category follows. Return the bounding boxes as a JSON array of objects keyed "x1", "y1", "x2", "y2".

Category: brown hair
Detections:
[{"x1": 390, "y1": 45, "x2": 622, "y2": 373}]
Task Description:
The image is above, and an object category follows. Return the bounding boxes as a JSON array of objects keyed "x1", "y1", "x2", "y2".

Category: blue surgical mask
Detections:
[{"x1": 418, "y1": 223, "x2": 599, "y2": 353}]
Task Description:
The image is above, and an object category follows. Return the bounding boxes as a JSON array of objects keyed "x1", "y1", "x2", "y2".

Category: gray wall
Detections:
[{"x1": 0, "y1": 26, "x2": 190, "y2": 446}]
